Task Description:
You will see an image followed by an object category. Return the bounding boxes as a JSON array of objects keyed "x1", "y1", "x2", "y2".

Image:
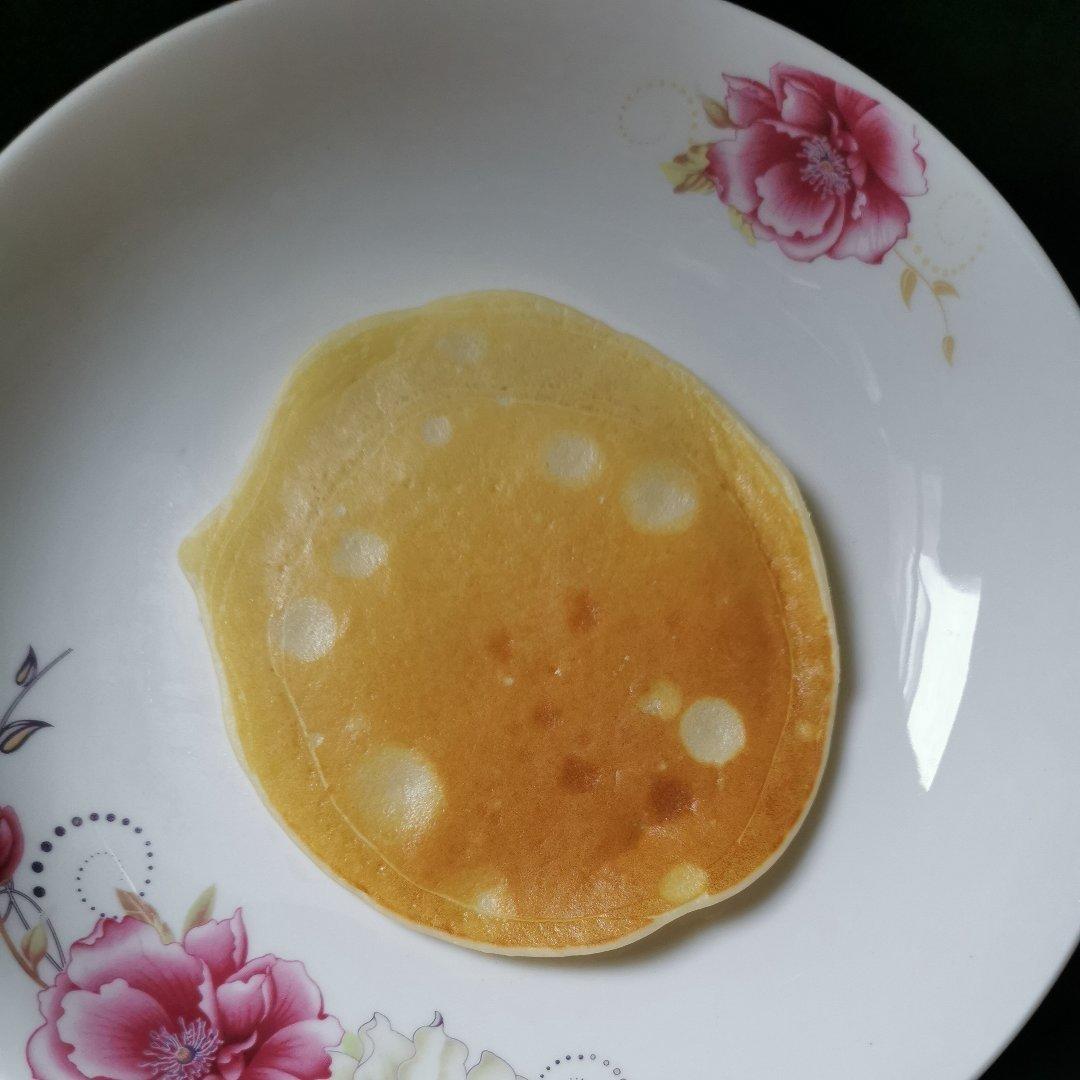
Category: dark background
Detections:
[{"x1": 2, "y1": 1, "x2": 1077, "y2": 1076}]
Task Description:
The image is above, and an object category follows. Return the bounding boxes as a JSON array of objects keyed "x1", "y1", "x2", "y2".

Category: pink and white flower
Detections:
[
  {"x1": 0, "y1": 804, "x2": 23, "y2": 885},
  {"x1": 333, "y1": 1013, "x2": 525, "y2": 1080},
  {"x1": 706, "y1": 63, "x2": 927, "y2": 263},
  {"x1": 26, "y1": 910, "x2": 342, "y2": 1080}
]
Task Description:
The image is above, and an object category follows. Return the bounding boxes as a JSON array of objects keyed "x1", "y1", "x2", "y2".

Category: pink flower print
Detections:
[
  {"x1": 706, "y1": 63, "x2": 927, "y2": 262},
  {"x1": 26, "y1": 910, "x2": 342, "y2": 1080}
]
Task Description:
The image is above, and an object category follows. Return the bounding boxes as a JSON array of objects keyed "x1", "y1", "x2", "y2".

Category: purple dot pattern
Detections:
[
  {"x1": 540, "y1": 1053, "x2": 628, "y2": 1079},
  {"x1": 31, "y1": 811, "x2": 155, "y2": 910}
]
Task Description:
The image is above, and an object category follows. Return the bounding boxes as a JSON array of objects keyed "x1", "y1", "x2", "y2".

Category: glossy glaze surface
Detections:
[{"x1": 1, "y1": 1, "x2": 1078, "y2": 1075}]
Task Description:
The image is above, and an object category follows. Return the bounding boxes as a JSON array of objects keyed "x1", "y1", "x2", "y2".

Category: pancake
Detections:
[{"x1": 180, "y1": 291, "x2": 838, "y2": 954}]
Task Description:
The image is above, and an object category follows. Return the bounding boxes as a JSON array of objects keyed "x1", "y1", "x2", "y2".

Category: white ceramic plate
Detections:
[{"x1": 2, "y1": 2, "x2": 1079, "y2": 1078}]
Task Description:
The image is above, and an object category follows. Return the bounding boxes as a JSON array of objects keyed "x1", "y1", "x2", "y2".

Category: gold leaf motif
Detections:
[
  {"x1": 182, "y1": 884, "x2": 217, "y2": 935},
  {"x1": 675, "y1": 173, "x2": 714, "y2": 195},
  {"x1": 0, "y1": 719, "x2": 52, "y2": 754},
  {"x1": 15, "y1": 646, "x2": 37, "y2": 686},
  {"x1": 900, "y1": 267, "x2": 918, "y2": 308},
  {"x1": 701, "y1": 95, "x2": 733, "y2": 128},
  {"x1": 942, "y1": 336, "x2": 956, "y2": 363},
  {"x1": 932, "y1": 280, "x2": 959, "y2": 298},
  {"x1": 20, "y1": 923, "x2": 48, "y2": 974},
  {"x1": 116, "y1": 889, "x2": 175, "y2": 944},
  {"x1": 727, "y1": 206, "x2": 757, "y2": 246},
  {"x1": 660, "y1": 143, "x2": 713, "y2": 195}
]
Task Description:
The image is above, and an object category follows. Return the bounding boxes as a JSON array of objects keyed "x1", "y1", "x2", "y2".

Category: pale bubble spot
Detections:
[
  {"x1": 343, "y1": 716, "x2": 369, "y2": 741},
  {"x1": 277, "y1": 597, "x2": 338, "y2": 662},
  {"x1": 332, "y1": 530, "x2": 389, "y2": 579},
  {"x1": 542, "y1": 432, "x2": 603, "y2": 488},
  {"x1": 437, "y1": 329, "x2": 486, "y2": 365},
  {"x1": 352, "y1": 745, "x2": 444, "y2": 844},
  {"x1": 659, "y1": 862, "x2": 709, "y2": 905},
  {"x1": 638, "y1": 679, "x2": 682, "y2": 720},
  {"x1": 474, "y1": 882, "x2": 516, "y2": 917},
  {"x1": 622, "y1": 463, "x2": 698, "y2": 533},
  {"x1": 679, "y1": 697, "x2": 746, "y2": 766},
  {"x1": 421, "y1": 416, "x2": 453, "y2": 446}
]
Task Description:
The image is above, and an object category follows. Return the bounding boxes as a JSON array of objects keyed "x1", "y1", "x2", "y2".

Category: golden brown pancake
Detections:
[{"x1": 180, "y1": 291, "x2": 838, "y2": 954}]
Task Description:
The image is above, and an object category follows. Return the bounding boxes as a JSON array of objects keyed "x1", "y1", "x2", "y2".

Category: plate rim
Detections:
[{"x1": 2, "y1": 1, "x2": 1078, "y2": 1077}]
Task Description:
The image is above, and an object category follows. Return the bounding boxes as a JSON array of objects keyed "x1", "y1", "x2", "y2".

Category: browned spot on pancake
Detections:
[
  {"x1": 566, "y1": 589, "x2": 599, "y2": 633},
  {"x1": 561, "y1": 754, "x2": 601, "y2": 793},
  {"x1": 594, "y1": 814, "x2": 642, "y2": 861},
  {"x1": 649, "y1": 777, "x2": 697, "y2": 820},
  {"x1": 488, "y1": 627, "x2": 514, "y2": 662},
  {"x1": 533, "y1": 701, "x2": 560, "y2": 730}
]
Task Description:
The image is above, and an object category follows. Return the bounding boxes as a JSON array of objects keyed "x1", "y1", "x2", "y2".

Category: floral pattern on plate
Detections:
[
  {"x1": 0, "y1": 644, "x2": 525, "y2": 1080},
  {"x1": 662, "y1": 63, "x2": 961, "y2": 362},
  {"x1": 2, "y1": 874, "x2": 526, "y2": 1080},
  {"x1": 333, "y1": 1012, "x2": 525, "y2": 1080},
  {"x1": 25, "y1": 901, "x2": 341, "y2": 1080}
]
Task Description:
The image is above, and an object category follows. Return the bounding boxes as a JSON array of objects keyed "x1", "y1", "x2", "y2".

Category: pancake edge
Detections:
[{"x1": 179, "y1": 291, "x2": 840, "y2": 956}]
